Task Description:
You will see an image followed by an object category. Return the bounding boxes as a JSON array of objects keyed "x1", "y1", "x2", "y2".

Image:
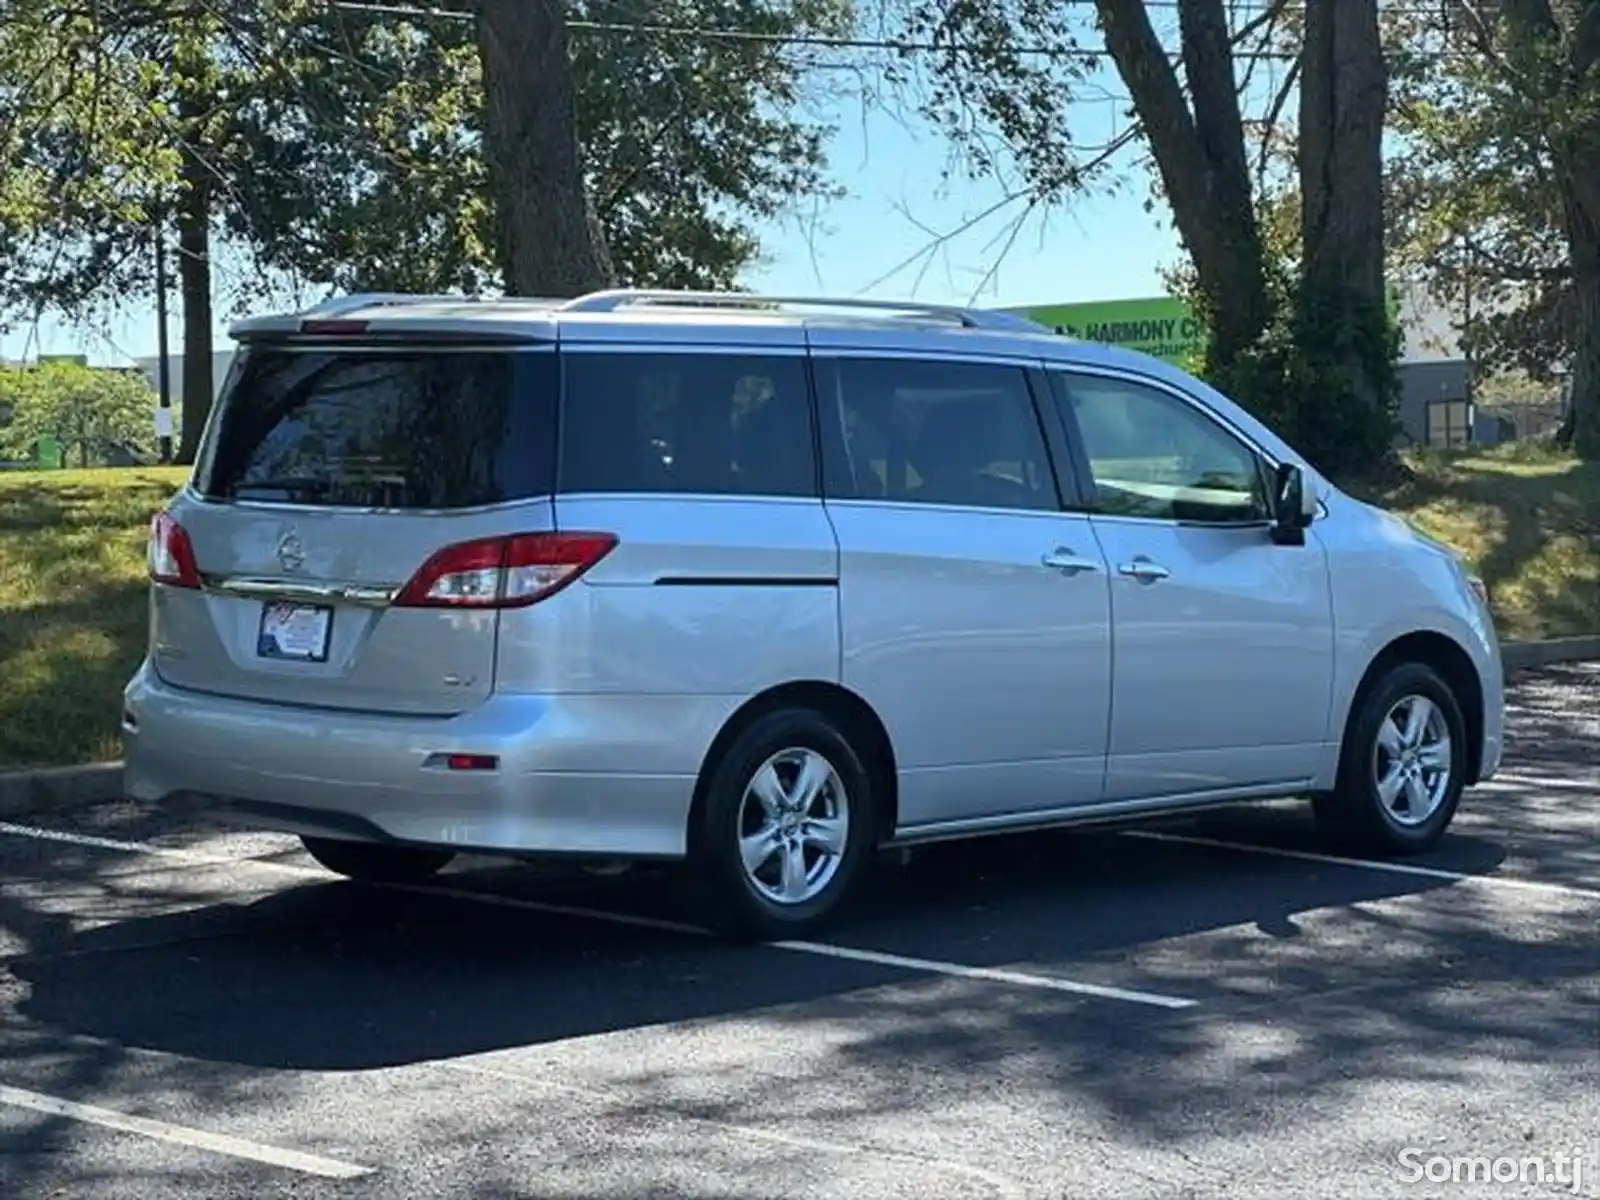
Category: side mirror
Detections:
[{"x1": 1269, "y1": 462, "x2": 1316, "y2": 545}]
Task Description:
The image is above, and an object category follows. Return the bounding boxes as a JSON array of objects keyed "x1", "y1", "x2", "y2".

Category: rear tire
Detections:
[
  {"x1": 1313, "y1": 661, "x2": 1467, "y2": 855},
  {"x1": 689, "y1": 706, "x2": 878, "y2": 940},
  {"x1": 300, "y1": 836, "x2": 454, "y2": 884}
]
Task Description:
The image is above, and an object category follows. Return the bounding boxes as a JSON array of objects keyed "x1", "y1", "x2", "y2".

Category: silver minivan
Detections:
[{"x1": 123, "y1": 289, "x2": 1505, "y2": 937}]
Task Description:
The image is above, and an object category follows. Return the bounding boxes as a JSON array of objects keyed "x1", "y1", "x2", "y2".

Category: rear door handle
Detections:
[
  {"x1": 1041, "y1": 547, "x2": 1102, "y2": 575},
  {"x1": 1117, "y1": 557, "x2": 1171, "y2": 583}
]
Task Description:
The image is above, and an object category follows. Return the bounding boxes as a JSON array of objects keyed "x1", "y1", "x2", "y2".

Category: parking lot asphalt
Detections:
[{"x1": 0, "y1": 664, "x2": 1595, "y2": 1199}]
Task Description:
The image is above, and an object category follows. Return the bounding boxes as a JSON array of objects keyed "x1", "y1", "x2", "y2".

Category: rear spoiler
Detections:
[{"x1": 229, "y1": 296, "x2": 563, "y2": 344}]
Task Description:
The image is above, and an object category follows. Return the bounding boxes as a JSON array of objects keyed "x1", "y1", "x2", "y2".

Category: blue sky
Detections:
[
  {"x1": 742, "y1": 79, "x2": 1181, "y2": 310},
  {"x1": 1, "y1": 58, "x2": 1190, "y2": 366}
]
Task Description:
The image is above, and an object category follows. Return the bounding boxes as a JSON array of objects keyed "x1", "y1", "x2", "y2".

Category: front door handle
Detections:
[
  {"x1": 1041, "y1": 547, "x2": 1101, "y2": 576},
  {"x1": 1117, "y1": 557, "x2": 1171, "y2": 583}
]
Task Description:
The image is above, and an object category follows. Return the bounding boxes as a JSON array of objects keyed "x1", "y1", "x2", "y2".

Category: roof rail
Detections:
[
  {"x1": 302, "y1": 292, "x2": 481, "y2": 319},
  {"x1": 558, "y1": 288, "x2": 1048, "y2": 333}
]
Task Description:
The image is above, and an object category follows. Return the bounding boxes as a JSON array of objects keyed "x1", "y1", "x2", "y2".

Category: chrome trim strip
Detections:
[
  {"x1": 887, "y1": 781, "x2": 1313, "y2": 845},
  {"x1": 203, "y1": 575, "x2": 400, "y2": 607},
  {"x1": 555, "y1": 341, "x2": 808, "y2": 356},
  {"x1": 807, "y1": 346, "x2": 1044, "y2": 368},
  {"x1": 180, "y1": 484, "x2": 554, "y2": 518}
]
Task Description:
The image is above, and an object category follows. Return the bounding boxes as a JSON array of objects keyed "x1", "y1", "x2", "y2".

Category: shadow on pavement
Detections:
[
  {"x1": 1, "y1": 783, "x2": 1595, "y2": 1197},
  {"x1": 0, "y1": 810, "x2": 1530, "y2": 1074}
]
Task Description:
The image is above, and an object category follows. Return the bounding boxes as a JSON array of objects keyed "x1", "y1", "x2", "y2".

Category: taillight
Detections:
[
  {"x1": 393, "y1": 532, "x2": 616, "y2": 609},
  {"x1": 148, "y1": 512, "x2": 201, "y2": 588}
]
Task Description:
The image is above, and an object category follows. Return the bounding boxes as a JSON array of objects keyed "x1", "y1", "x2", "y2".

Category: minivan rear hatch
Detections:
[{"x1": 152, "y1": 340, "x2": 559, "y2": 715}]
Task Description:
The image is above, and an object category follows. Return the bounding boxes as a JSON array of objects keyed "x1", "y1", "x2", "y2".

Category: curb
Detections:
[
  {"x1": 0, "y1": 761, "x2": 124, "y2": 820},
  {"x1": 0, "y1": 638, "x2": 1594, "y2": 821},
  {"x1": 1500, "y1": 636, "x2": 1600, "y2": 671}
]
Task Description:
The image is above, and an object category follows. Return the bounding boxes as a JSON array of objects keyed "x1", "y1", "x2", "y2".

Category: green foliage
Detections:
[
  {"x1": 0, "y1": 1, "x2": 184, "y2": 324},
  {"x1": 889, "y1": 0, "x2": 1104, "y2": 199},
  {"x1": 1163, "y1": 192, "x2": 1400, "y2": 483},
  {"x1": 0, "y1": 362, "x2": 154, "y2": 467},
  {"x1": 577, "y1": 0, "x2": 854, "y2": 288},
  {"x1": 1384, "y1": 3, "x2": 1586, "y2": 379},
  {"x1": 1, "y1": 0, "x2": 854, "y2": 326}
]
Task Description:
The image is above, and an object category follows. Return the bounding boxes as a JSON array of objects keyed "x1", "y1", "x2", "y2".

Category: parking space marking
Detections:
[
  {"x1": 1124, "y1": 830, "x2": 1600, "y2": 900},
  {"x1": 0, "y1": 820, "x2": 1199, "y2": 1009},
  {"x1": 0, "y1": 821, "x2": 226, "y2": 862},
  {"x1": 771, "y1": 939, "x2": 1198, "y2": 1008},
  {"x1": 0, "y1": 1083, "x2": 373, "y2": 1179},
  {"x1": 1479, "y1": 772, "x2": 1598, "y2": 793}
]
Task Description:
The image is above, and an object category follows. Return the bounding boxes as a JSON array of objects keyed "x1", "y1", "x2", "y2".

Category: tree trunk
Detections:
[
  {"x1": 173, "y1": 140, "x2": 213, "y2": 466},
  {"x1": 1094, "y1": 0, "x2": 1271, "y2": 369},
  {"x1": 170, "y1": 19, "x2": 215, "y2": 471},
  {"x1": 475, "y1": 0, "x2": 614, "y2": 297},
  {"x1": 1554, "y1": 0, "x2": 1600, "y2": 459},
  {"x1": 1559, "y1": 177, "x2": 1600, "y2": 457},
  {"x1": 1295, "y1": 0, "x2": 1395, "y2": 474}
]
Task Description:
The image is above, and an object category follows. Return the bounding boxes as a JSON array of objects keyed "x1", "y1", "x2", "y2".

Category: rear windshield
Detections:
[{"x1": 194, "y1": 346, "x2": 555, "y2": 508}]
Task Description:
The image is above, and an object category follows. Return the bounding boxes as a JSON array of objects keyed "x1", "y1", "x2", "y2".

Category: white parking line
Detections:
[
  {"x1": 0, "y1": 821, "x2": 1198, "y2": 1010},
  {"x1": 1123, "y1": 829, "x2": 1600, "y2": 900},
  {"x1": 771, "y1": 940, "x2": 1198, "y2": 1008},
  {"x1": 0, "y1": 1083, "x2": 372, "y2": 1179},
  {"x1": 1479, "y1": 772, "x2": 1598, "y2": 793}
]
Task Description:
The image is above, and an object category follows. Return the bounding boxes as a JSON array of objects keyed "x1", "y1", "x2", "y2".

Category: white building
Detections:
[{"x1": 130, "y1": 350, "x2": 237, "y2": 409}]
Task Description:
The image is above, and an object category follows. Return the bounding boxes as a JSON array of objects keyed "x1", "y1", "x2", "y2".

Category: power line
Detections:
[{"x1": 326, "y1": 2, "x2": 1464, "y2": 63}]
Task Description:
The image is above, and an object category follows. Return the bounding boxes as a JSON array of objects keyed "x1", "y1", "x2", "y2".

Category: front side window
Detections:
[
  {"x1": 824, "y1": 357, "x2": 1057, "y2": 512},
  {"x1": 1059, "y1": 372, "x2": 1269, "y2": 523},
  {"x1": 560, "y1": 352, "x2": 815, "y2": 497}
]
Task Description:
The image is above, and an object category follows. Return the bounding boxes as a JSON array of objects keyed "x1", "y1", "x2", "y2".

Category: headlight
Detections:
[{"x1": 1467, "y1": 574, "x2": 1490, "y2": 606}]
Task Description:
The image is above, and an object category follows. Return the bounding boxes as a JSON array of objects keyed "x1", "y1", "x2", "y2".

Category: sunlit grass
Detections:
[
  {"x1": 0, "y1": 467, "x2": 188, "y2": 769},
  {"x1": 1352, "y1": 444, "x2": 1600, "y2": 643}
]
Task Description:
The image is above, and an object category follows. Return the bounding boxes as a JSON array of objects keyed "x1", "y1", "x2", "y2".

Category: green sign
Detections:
[
  {"x1": 1003, "y1": 296, "x2": 1206, "y2": 367},
  {"x1": 1005, "y1": 287, "x2": 1405, "y2": 369}
]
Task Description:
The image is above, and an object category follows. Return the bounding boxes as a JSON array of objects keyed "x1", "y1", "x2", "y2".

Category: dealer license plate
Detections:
[{"x1": 257, "y1": 601, "x2": 333, "y2": 662}]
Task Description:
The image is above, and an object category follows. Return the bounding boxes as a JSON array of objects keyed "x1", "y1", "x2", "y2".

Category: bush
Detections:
[
  {"x1": 0, "y1": 362, "x2": 155, "y2": 468},
  {"x1": 1200, "y1": 269, "x2": 1401, "y2": 484}
]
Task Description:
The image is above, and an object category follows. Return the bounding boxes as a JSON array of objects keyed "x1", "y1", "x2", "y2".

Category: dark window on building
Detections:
[{"x1": 1426, "y1": 399, "x2": 1473, "y2": 447}]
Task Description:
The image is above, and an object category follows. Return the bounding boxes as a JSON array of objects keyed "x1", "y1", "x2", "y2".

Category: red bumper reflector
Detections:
[{"x1": 443, "y1": 753, "x2": 498, "y2": 772}]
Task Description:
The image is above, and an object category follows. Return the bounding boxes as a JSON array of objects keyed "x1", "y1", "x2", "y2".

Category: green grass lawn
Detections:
[
  {"x1": 1349, "y1": 443, "x2": 1600, "y2": 644},
  {"x1": 0, "y1": 467, "x2": 189, "y2": 770},
  {"x1": 0, "y1": 448, "x2": 1595, "y2": 770}
]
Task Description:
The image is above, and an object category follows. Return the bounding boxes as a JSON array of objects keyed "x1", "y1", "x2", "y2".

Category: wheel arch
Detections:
[
  {"x1": 1341, "y1": 631, "x2": 1486, "y2": 784},
  {"x1": 688, "y1": 680, "x2": 900, "y2": 845}
]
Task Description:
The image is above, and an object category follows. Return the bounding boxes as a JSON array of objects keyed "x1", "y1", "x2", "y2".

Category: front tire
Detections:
[
  {"x1": 1313, "y1": 661, "x2": 1467, "y2": 854},
  {"x1": 689, "y1": 707, "x2": 878, "y2": 939},
  {"x1": 300, "y1": 836, "x2": 454, "y2": 884}
]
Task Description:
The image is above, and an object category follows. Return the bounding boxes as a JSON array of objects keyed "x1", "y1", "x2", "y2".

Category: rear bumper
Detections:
[{"x1": 121, "y1": 661, "x2": 710, "y2": 858}]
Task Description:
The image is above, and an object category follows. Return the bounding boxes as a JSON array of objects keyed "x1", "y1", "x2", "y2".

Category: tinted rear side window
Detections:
[
  {"x1": 194, "y1": 347, "x2": 555, "y2": 508},
  {"x1": 560, "y1": 352, "x2": 816, "y2": 497},
  {"x1": 819, "y1": 357, "x2": 1059, "y2": 511}
]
